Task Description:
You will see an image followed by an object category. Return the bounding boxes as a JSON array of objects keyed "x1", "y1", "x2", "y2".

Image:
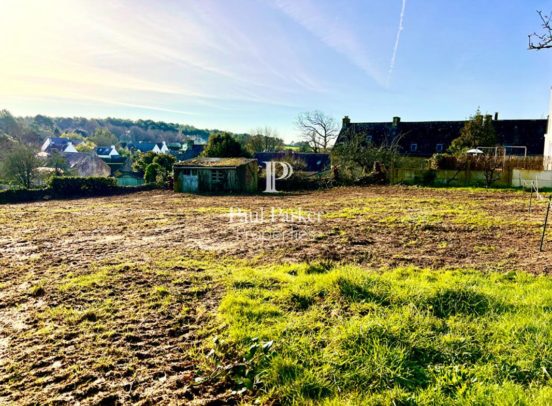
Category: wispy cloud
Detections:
[
  {"x1": 0, "y1": 0, "x2": 311, "y2": 117},
  {"x1": 388, "y1": 0, "x2": 407, "y2": 85},
  {"x1": 271, "y1": 0, "x2": 386, "y2": 86},
  {"x1": 0, "y1": 0, "x2": 411, "y2": 135}
]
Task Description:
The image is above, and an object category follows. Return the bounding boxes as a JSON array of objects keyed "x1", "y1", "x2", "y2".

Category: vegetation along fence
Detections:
[{"x1": 0, "y1": 177, "x2": 157, "y2": 204}]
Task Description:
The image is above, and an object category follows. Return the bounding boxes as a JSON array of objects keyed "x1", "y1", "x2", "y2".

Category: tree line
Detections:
[{"x1": 0, "y1": 107, "x2": 334, "y2": 189}]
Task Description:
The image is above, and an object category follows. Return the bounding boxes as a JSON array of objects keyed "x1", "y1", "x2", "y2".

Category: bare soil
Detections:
[{"x1": 0, "y1": 186, "x2": 551, "y2": 404}]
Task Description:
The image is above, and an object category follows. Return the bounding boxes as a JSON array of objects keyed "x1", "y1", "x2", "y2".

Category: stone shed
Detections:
[{"x1": 173, "y1": 157, "x2": 258, "y2": 193}]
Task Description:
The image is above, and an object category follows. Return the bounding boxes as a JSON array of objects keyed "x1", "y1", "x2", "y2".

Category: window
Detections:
[
  {"x1": 410, "y1": 143, "x2": 418, "y2": 152},
  {"x1": 211, "y1": 169, "x2": 224, "y2": 183},
  {"x1": 436, "y1": 144, "x2": 444, "y2": 153},
  {"x1": 183, "y1": 169, "x2": 198, "y2": 176}
]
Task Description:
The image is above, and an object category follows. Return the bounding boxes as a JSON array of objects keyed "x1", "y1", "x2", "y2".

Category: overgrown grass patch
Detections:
[
  {"x1": 322, "y1": 194, "x2": 541, "y2": 231},
  {"x1": 215, "y1": 264, "x2": 552, "y2": 404},
  {"x1": 58, "y1": 268, "x2": 111, "y2": 292}
]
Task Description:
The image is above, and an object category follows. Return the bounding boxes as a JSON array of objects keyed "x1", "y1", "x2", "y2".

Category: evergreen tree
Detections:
[
  {"x1": 202, "y1": 132, "x2": 248, "y2": 157},
  {"x1": 449, "y1": 109, "x2": 496, "y2": 154},
  {"x1": 1, "y1": 144, "x2": 42, "y2": 188}
]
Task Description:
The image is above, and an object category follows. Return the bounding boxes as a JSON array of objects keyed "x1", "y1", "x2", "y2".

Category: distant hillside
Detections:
[
  {"x1": 67, "y1": 117, "x2": 211, "y2": 142},
  {"x1": 0, "y1": 109, "x2": 236, "y2": 151},
  {"x1": 19, "y1": 115, "x2": 214, "y2": 144}
]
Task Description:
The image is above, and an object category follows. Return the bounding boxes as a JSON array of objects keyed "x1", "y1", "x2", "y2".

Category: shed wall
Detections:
[{"x1": 174, "y1": 162, "x2": 258, "y2": 193}]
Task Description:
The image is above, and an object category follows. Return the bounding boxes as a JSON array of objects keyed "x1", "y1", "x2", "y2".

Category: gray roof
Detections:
[{"x1": 64, "y1": 153, "x2": 111, "y2": 177}]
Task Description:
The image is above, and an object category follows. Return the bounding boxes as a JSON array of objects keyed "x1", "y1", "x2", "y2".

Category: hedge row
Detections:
[
  {"x1": 48, "y1": 176, "x2": 117, "y2": 195},
  {"x1": 258, "y1": 174, "x2": 329, "y2": 191},
  {"x1": 0, "y1": 189, "x2": 50, "y2": 204},
  {"x1": 0, "y1": 177, "x2": 158, "y2": 204}
]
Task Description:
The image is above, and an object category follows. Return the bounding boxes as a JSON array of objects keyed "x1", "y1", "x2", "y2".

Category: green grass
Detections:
[
  {"x1": 214, "y1": 263, "x2": 552, "y2": 404},
  {"x1": 58, "y1": 268, "x2": 111, "y2": 291},
  {"x1": 322, "y1": 194, "x2": 541, "y2": 230}
]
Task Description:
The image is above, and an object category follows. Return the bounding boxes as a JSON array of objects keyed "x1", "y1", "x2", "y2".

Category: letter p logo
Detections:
[{"x1": 264, "y1": 161, "x2": 293, "y2": 193}]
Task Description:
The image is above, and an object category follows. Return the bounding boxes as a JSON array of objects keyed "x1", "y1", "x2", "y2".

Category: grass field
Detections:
[{"x1": 1, "y1": 186, "x2": 552, "y2": 404}]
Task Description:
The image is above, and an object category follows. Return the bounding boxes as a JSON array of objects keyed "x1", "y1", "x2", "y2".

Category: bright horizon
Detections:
[{"x1": 1, "y1": 0, "x2": 551, "y2": 142}]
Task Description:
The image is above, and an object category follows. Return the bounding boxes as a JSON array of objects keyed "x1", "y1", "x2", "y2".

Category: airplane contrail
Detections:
[{"x1": 388, "y1": 0, "x2": 407, "y2": 85}]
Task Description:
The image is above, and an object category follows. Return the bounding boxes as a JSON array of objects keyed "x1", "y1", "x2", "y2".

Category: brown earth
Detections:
[{"x1": 1, "y1": 186, "x2": 551, "y2": 404}]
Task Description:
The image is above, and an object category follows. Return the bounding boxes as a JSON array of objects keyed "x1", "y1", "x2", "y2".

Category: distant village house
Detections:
[
  {"x1": 41, "y1": 137, "x2": 81, "y2": 154},
  {"x1": 39, "y1": 137, "x2": 110, "y2": 177},
  {"x1": 336, "y1": 115, "x2": 548, "y2": 157}
]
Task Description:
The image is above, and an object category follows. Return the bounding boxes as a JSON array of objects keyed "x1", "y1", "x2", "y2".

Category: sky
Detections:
[{"x1": 1, "y1": 0, "x2": 552, "y2": 142}]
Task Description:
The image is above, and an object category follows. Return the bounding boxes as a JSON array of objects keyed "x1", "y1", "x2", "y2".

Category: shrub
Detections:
[
  {"x1": 48, "y1": 176, "x2": 117, "y2": 196},
  {"x1": 258, "y1": 173, "x2": 326, "y2": 191},
  {"x1": 332, "y1": 131, "x2": 401, "y2": 182},
  {"x1": 421, "y1": 169, "x2": 437, "y2": 185},
  {"x1": 430, "y1": 153, "x2": 458, "y2": 170},
  {"x1": 0, "y1": 182, "x2": 157, "y2": 204},
  {"x1": 0, "y1": 188, "x2": 48, "y2": 204},
  {"x1": 132, "y1": 152, "x2": 175, "y2": 177},
  {"x1": 144, "y1": 163, "x2": 163, "y2": 183}
]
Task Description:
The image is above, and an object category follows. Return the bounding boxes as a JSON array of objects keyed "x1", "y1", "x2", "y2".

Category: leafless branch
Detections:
[
  {"x1": 529, "y1": 10, "x2": 552, "y2": 50},
  {"x1": 295, "y1": 111, "x2": 338, "y2": 153}
]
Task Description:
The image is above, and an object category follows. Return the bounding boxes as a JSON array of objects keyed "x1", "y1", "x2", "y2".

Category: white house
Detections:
[
  {"x1": 41, "y1": 137, "x2": 80, "y2": 153},
  {"x1": 96, "y1": 145, "x2": 120, "y2": 159},
  {"x1": 40, "y1": 138, "x2": 52, "y2": 152},
  {"x1": 545, "y1": 89, "x2": 552, "y2": 170},
  {"x1": 107, "y1": 145, "x2": 119, "y2": 157},
  {"x1": 64, "y1": 142, "x2": 78, "y2": 153},
  {"x1": 160, "y1": 141, "x2": 169, "y2": 154}
]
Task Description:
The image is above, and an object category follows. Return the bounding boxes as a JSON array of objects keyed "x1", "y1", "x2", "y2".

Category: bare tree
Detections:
[
  {"x1": 295, "y1": 111, "x2": 338, "y2": 153},
  {"x1": 332, "y1": 130, "x2": 403, "y2": 181},
  {"x1": 529, "y1": 10, "x2": 552, "y2": 50},
  {"x1": 247, "y1": 127, "x2": 284, "y2": 152},
  {"x1": 477, "y1": 154, "x2": 503, "y2": 188}
]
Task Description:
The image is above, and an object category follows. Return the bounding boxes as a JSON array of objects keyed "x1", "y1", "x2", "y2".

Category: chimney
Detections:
[
  {"x1": 494, "y1": 112, "x2": 499, "y2": 121},
  {"x1": 342, "y1": 116, "x2": 351, "y2": 129},
  {"x1": 392, "y1": 116, "x2": 401, "y2": 127}
]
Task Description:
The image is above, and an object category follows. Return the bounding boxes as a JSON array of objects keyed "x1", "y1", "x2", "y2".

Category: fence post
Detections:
[{"x1": 540, "y1": 195, "x2": 552, "y2": 252}]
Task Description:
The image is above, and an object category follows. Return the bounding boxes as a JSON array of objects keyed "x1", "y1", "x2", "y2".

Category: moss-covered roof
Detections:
[{"x1": 174, "y1": 157, "x2": 256, "y2": 168}]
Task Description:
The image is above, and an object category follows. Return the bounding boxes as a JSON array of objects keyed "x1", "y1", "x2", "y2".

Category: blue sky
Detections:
[{"x1": 1, "y1": 0, "x2": 551, "y2": 141}]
